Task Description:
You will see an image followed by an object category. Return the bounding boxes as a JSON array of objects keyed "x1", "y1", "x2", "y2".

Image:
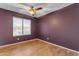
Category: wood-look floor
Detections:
[{"x1": 0, "y1": 39, "x2": 79, "y2": 56}]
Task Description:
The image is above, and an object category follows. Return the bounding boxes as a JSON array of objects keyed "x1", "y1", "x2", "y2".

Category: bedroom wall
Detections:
[
  {"x1": 0, "y1": 8, "x2": 37, "y2": 45},
  {"x1": 38, "y1": 3, "x2": 79, "y2": 51}
]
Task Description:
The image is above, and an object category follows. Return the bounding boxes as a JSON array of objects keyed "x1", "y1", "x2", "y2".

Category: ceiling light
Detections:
[{"x1": 28, "y1": 6, "x2": 42, "y2": 16}]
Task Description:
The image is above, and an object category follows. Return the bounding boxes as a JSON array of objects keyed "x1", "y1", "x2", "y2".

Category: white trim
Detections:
[
  {"x1": 37, "y1": 39, "x2": 79, "y2": 54},
  {"x1": 0, "y1": 39, "x2": 37, "y2": 48}
]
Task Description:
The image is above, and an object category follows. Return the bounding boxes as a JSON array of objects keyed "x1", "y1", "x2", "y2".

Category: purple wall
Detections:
[
  {"x1": 0, "y1": 3, "x2": 79, "y2": 51},
  {"x1": 0, "y1": 8, "x2": 37, "y2": 45},
  {"x1": 38, "y1": 3, "x2": 79, "y2": 51}
]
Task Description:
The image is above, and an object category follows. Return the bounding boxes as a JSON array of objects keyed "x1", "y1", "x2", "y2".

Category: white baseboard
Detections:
[
  {"x1": 37, "y1": 39, "x2": 79, "y2": 54},
  {"x1": 0, "y1": 39, "x2": 37, "y2": 48}
]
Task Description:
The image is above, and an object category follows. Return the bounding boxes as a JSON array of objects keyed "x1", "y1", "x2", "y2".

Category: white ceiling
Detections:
[{"x1": 0, "y1": 3, "x2": 73, "y2": 17}]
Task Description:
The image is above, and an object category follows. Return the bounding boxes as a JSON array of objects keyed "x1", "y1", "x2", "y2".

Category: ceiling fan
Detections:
[{"x1": 28, "y1": 6, "x2": 42, "y2": 16}]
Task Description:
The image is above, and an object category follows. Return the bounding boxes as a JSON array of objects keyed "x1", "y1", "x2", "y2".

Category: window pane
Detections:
[
  {"x1": 23, "y1": 19, "x2": 31, "y2": 35},
  {"x1": 13, "y1": 17, "x2": 22, "y2": 36}
]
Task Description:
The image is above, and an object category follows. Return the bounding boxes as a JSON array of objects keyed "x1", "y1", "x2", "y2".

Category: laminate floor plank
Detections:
[{"x1": 0, "y1": 39, "x2": 78, "y2": 56}]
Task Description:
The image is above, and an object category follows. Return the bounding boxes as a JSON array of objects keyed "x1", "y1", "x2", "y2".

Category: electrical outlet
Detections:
[
  {"x1": 46, "y1": 37, "x2": 49, "y2": 40},
  {"x1": 17, "y1": 38, "x2": 20, "y2": 40}
]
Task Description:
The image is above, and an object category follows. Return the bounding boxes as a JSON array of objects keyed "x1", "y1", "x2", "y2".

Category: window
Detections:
[
  {"x1": 13, "y1": 17, "x2": 31, "y2": 36},
  {"x1": 13, "y1": 17, "x2": 22, "y2": 36},
  {"x1": 23, "y1": 19, "x2": 31, "y2": 35}
]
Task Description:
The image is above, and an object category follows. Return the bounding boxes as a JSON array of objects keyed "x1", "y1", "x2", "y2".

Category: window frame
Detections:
[{"x1": 13, "y1": 16, "x2": 31, "y2": 37}]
